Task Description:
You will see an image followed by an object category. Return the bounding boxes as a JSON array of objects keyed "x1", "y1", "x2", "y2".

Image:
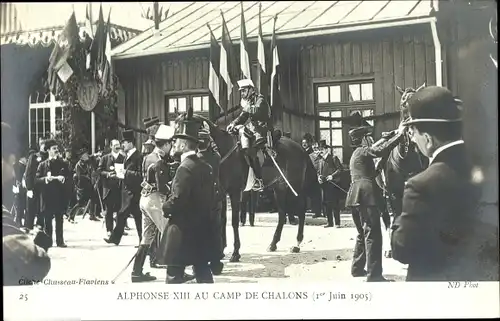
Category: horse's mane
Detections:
[{"x1": 176, "y1": 112, "x2": 229, "y2": 136}]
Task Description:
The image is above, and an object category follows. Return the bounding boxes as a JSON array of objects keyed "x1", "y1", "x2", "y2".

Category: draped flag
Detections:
[
  {"x1": 102, "y1": 9, "x2": 113, "y2": 91},
  {"x1": 90, "y1": 5, "x2": 106, "y2": 79},
  {"x1": 84, "y1": 4, "x2": 94, "y2": 70},
  {"x1": 270, "y1": 15, "x2": 281, "y2": 111},
  {"x1": 208, "y1": 24, "x2": 221, "y2": 111},
  {"x1": 257, "y1": 2, "x2": 267, "y2": 97},
  {"x1": 47, "y1": 11, "x2": 79, "y2": 92},
  {"x1": 220, "y1": 11, "x2": 234, "y2": 111},
  {"x1": 240, "y1": 2, "x2": 251, "y2": 80}
]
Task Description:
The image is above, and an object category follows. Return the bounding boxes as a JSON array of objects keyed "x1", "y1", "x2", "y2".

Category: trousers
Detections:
[
  {"x1": 139, "y1": 192, "x2": 168, "y2": 245},
  {"x1": 351, "y1": 206, "x2": 383, "y2": 281}
]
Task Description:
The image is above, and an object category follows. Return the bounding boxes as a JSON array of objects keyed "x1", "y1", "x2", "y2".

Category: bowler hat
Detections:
[
  {"x1": 318, "y1": 139, "x2": 329, "y2": 148},
  {"x1": 404, "y1": 86, "x2": 462, "y2": 125},
  {"x1": 44, "y1": 139, "x2": 58, "y2": 150},
  {"x1": 76, "y1": 147, "x2": 89, "y2": 158},
  {"x1": 121, "y1": 130, "x2": 135, "y2": 142},
  {"x1": 349, "y1": 126, "x2": 372, "y2": 140}
]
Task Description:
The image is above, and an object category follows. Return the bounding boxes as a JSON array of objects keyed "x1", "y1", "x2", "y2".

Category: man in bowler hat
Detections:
[
  {"x1": 391, "y1": 86, "x2": 492, "y2": 281},
  {"x1": 161, "y1": 114, "x2": 219, "y2": 283},
  {"x1": 346, "y1": 122, "x2": 405, "y2": 281},
  {"x1": 104, "y1": 130, "x2": 143, "y2": 246},
  {"x1": 35, "y1": 139, "x2": 70, "y2": 248}
]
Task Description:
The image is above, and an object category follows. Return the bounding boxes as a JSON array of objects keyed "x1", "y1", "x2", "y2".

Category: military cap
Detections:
[
  {"x1": 44, "y1": 139, "x2": 58, "y2": 150},
  {"x1": 155, "y1": 124, "x2": 175, "y2": 141},
  {"x1": 237, "y1": 78, "x2": 255, "y2": 89},
  {"x1": 121, "y1": 130, "x2": 135, "y2": 142},
  {"x1": 349, "y1": 126, "x2": 373, "y2": 140},
  {"x1": 404, "y1": 86, "x2": 462, "y2": 125}
]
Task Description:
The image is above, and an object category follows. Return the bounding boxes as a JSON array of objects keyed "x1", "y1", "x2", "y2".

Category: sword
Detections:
[
  {"x1": 265, "y1": 149, "x2": 298, "y2": 197},
  {"x1": 112, "y1": 253, "x2": 137, "y2": 283},
  {"x1": 327, "y1": 180, "x2": 348, "y2": 194}
]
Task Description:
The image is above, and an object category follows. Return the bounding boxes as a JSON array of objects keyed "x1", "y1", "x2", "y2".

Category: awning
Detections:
[{"x1": 112, "y1": 0, "x2": 435, "y2": 60}]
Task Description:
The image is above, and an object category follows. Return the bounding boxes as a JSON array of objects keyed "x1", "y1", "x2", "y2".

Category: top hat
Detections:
[
  {"x1": 404, "y1": 86, "x2": 462, "y2": 125},
  {"x1": 121, "y1": 130, "x2": 135, "y2": 142},
  {"x1": 346, "y1": 111, "x2": 372, "y2": 127},
  {"x1": 173, "y1": 119, "x2": 201, "y2": 143},
  {"x1": 155, "y1": 124, "x2": 175, "y2": 141},
  {"x1": 76, "y1": 146, "x2": 89, "y2": 158},
  {"x1": 44, "y1": 139, "x2": 58, "y2": 150},
  {"x1": 318, "y1": 139, "x2": 329, "y2": 148},
  {"x1": 349, "y1": 126, "x2": 372, "y2": 140},
  {"x1": 237, "y1": 78, "x2": 255, "y2": 90}
]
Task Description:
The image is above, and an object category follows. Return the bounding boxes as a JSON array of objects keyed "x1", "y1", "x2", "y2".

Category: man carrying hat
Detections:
[
  {"x1": 226, "y1": 79, "x2": 271, "y2": 192},
  {"x1": 391, "y1": 86, "x2": 488, "y2": 281},
  {"x1": 346, "y1": 120, "x2": 405, "y2": 282},
  {"x1": 35, "y1": 139, "x2": 71, "y2": 248},
  {"x1": 104, "y1": 130, "x2": 143, "y2": 246},
  {"x1": 161, "y1": 115, "x2": 219, "y2": 284}
]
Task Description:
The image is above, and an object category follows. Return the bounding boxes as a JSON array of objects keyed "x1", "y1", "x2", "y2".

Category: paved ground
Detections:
[{"x1": 45, "y1": 212, "x2": 408, "y2": 284}]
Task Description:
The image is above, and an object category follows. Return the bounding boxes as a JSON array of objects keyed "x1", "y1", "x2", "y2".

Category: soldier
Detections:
[
  {"x1": 161, "y1": 115, "x2": 219, "y2": 284},
  {"x1": 2, "y1": 122, "x2": 51, "y2": 286},
  {"x1": 346, "y1": 123, "x2": 405, "y2": 282},
  {"x1": 35, "y1": 139, "x2": 71, "y2": 248},
  {"x1": 104, "y1": 130, "x2": 143, "y2": 246},
  {"x1": 23, "y1": 143, "x2": 41, "y2": 230},
  {"x1": 316, "y1": 140, "x2": 344, "y2": 228},
  {"x1": 392, "y1": 86, "x2": 490, "y2": 281},
  {"x1": 226, "y1": 79, "x2": 271, "y2": 192},
  {"x1": 197, "y1": 124, "x2": 225, "y2": 275},
  {"x1": 98, "y1": 139, "x2": 125, "y2": 237}
]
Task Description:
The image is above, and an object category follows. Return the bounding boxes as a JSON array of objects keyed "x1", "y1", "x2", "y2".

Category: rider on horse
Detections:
[{"x1": 226, "y1": 78, "x2": 272, "y2": 192}]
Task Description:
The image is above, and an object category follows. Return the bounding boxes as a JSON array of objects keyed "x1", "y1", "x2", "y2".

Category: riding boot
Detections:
[
  {"x1": 131, "y1": 245, "x2": 157, "y2": 283},
  {"x1": 245, "y1": 153, "x2": 264, "y2": 191}
]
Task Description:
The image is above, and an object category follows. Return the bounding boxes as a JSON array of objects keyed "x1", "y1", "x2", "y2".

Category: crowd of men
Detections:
[{"x1": 3, "y1": 84, "x2": 497, "y2": 286}]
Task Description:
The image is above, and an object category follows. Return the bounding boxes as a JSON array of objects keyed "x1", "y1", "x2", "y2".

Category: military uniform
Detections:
[{"x1": 346, "y1": 126, "x2": 402, "y2": 281}]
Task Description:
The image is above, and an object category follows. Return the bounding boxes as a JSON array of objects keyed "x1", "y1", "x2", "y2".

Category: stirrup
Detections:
[{"x1": 252, "y1": 178, "x2": 264, "y2": 192}]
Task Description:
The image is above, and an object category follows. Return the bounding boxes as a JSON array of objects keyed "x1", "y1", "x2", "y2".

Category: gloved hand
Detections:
[
  {"x1": 227, "y1": 123, "x2": 235, "y2": 134},
  {"x1": 27, "y1": 190, "x2": 34, "y2": 199}
]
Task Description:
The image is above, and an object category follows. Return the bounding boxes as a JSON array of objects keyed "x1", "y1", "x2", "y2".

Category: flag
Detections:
[
  {"x1": 270, "y1": 15, "x2": 281, "y2": 111},
  {"x1": 90, "y1": 5, "x2": 106, "y2": 79},
  {"x1": 84, "y1": 4, "x2": 94, "y2": 70},
  {"x1": 208, "y1": 24, "x2": 221, "y2": 111},
  {"x1": 220, "y1": 11, "x2": 234, "y2": 111},
  {"x1": 257, "y1": 2, "x2": 267, "y2": 96},
  {"x1": 102, "y1": 9, "x2": 113, "y2": 91},
  {"x1": 240, "y1": 2, "x2": 251, "y2": 80},
  {"x1": 47, "y1": 11, "x2": 79, "y2": 90}
]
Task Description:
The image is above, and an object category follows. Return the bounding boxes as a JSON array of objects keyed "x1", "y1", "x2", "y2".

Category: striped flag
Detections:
[
  {"x1": 220, "y1": 11, "x2": 234, "y2": 111},
  {"x1": 207, "y1": 24, "x2": 221, "y2": 111},
  {"x1": 270, "y1": 15, "x2": 281, "y2": 111},
  {"x1": 90, "y1": 5, "x2": 106, "y2": 79},
  {"x1": 257, "y1": 2, "x2": 267, "y2": 96},
  {"x1": 240, "y1": 2, "x2": 251, "y2": 80},
  {"x1": 102, "y1": 9, "x2": 113, "y2": 91}
]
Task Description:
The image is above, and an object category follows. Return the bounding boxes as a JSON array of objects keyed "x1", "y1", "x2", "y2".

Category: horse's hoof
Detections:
[
  {"x1": 290, "y1": 246, "x2": 300, "y2": 253},
  {"x1": 384, "y1": 250, "x2": 392, "y2": 259},
  {"x1": 210, "y1": 261, "x2": 224, "y2": 275},
  {"x1": 229, "y1": 254, "x2": 241, "y2": 263},
  {"x1": 267, "y1": 245, "x2": 277, "y2": 252}
]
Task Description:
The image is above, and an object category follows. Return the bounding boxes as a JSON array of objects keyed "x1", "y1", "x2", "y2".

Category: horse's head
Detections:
[{"x1": 396, "y1": 83, "x2": 426, "y2": 120}]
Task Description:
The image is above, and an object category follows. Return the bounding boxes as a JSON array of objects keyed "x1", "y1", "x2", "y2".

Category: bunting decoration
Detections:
[{"x1": 270, "y1": 15, "x2": 281, "y2": 112}]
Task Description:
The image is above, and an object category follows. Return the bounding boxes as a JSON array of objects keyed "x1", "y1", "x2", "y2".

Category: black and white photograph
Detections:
[{"x1": 2, "y1": 1, "x2": 498, "y2": 319}]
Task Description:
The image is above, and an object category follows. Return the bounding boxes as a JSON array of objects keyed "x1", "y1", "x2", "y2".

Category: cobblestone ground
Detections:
[{"x1": 45, "y1": 212, "x2": 408, "y2": 284}]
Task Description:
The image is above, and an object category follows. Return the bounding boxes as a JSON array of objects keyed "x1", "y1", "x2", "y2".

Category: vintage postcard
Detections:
[{"x1": 2, "y1": 1, "x2": 499, "y2": 320}]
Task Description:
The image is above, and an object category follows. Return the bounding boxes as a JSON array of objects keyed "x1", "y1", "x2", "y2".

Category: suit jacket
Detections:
[
  {"x1": 35, "y1": 158, "x2": 71, "y2": 212},
  {"x1": 346, "y1": 136, "x2": 400, "y2": 208},
  {"x1": 120, "y1": 149, "x2": 142, "y2": 211},
  {"x1": 98, "y1": 152, "x2": 125, "y2": 200},
  {"x1": 24, "y1": 152, "x2": 41, "y2": 192},
  {"x1": 316, "y1": 152, "x2": 343, "y2": 202},
  {"x1": 160, "y1": 154, "x2": 218, "y2": 266},
  {"x1": 390, "y1": 144, "x2": 491, "y2": 281}
]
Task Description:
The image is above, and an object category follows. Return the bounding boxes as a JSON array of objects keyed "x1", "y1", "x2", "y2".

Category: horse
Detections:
[
  {"x1": 174, "y1": 112, "x2": 321, "y2": 262},
  {"x1": 375, "y1": 84, "x2": 429, "y2": 257}
]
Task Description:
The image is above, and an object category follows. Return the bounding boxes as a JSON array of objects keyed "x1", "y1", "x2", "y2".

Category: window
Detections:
[
  {"x1": 165, "y1": 93, "x2": 210, "y2": 125},
  {"x1": 315, "y1": 79, "x2": 375, "y2": 163},
  {"x1": 29, "y1": 75, "x2": 65, "y2": 146}
]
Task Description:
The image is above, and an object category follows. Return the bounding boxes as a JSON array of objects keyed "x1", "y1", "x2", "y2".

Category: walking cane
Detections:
[{"x1": 112, "y1": 253, "x2": 137, "y2": 283}]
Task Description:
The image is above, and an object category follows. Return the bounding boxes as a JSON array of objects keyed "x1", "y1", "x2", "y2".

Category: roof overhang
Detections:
[{"x1": 112, "y1": 15, "x2": 436, "y2": 61}]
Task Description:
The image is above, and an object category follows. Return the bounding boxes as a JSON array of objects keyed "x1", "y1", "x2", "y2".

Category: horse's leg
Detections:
[
  {"x1": 268, "y1": 189, "x2": 286, "y2": 252},
  {"x1": 291, "y1": 196, "x2": 306, "y2": 253},
  {"x1": 229, "y1": 191, "x2": 242, "y2": 262}
]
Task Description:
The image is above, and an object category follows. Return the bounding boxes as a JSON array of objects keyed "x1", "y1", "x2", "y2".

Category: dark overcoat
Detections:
[
  {"x1": 390, "y1": 144, "x2": 495, "y2": 281},
  {"x1": 316, "y1": 152, "x2": 344, "y2": 203},
  {"x1": 35, "y1": 158, "x2": 70, "y2": 213},
  {"x1": 98, "y1": 152, "x2": 125, "y2": 205},
  {"x1": 159, "y1": 153, "x2": 218, "y2": 266},
  {"x1": 119, "y1": 150, "x2": 142, "y2": 212}
]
